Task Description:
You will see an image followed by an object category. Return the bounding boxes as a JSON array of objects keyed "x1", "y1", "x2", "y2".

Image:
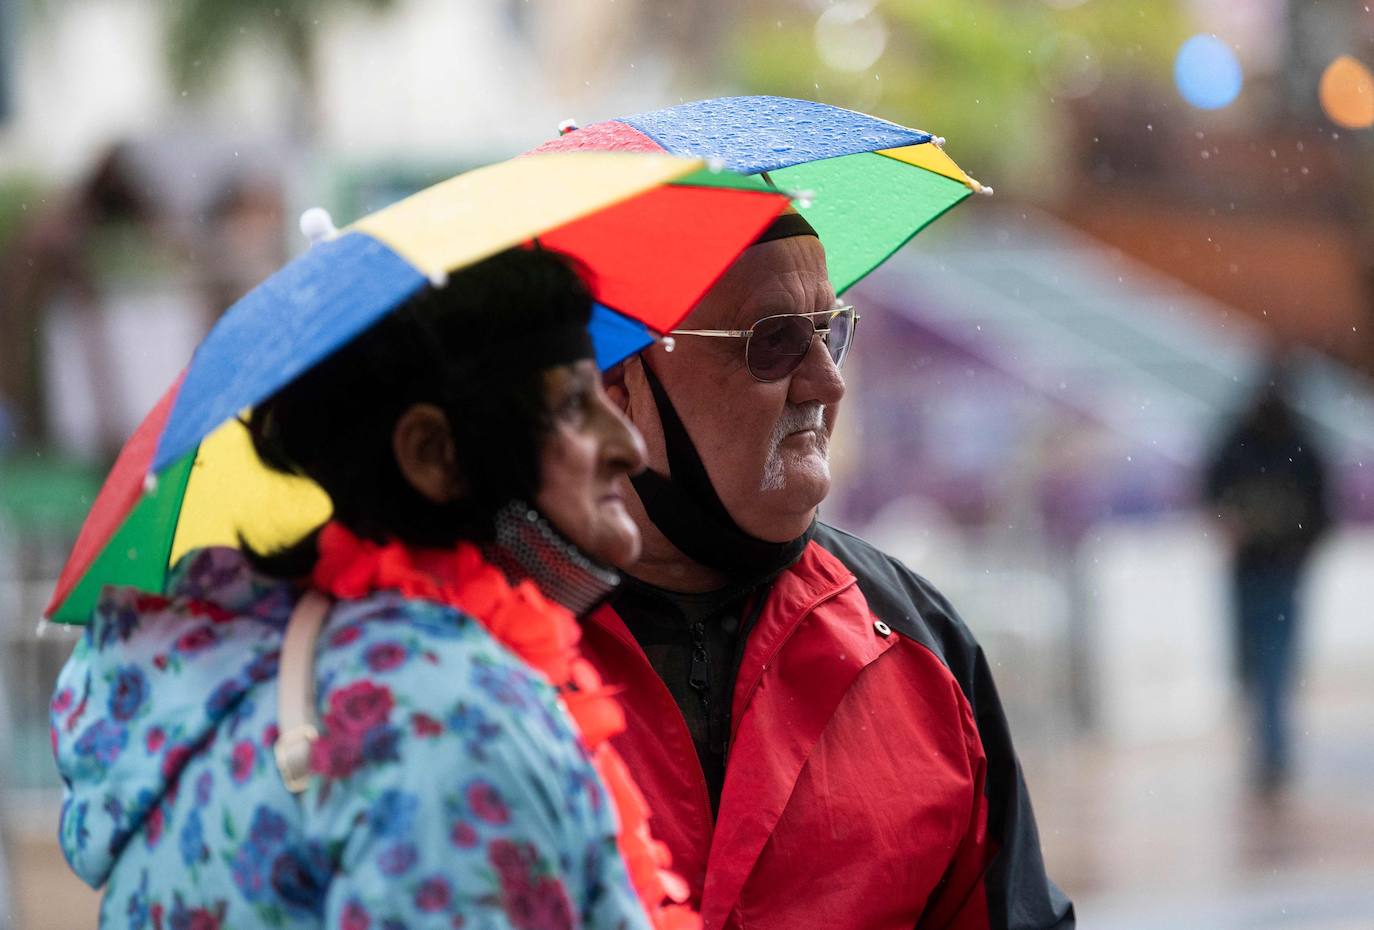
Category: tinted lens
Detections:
[
  {"x1": 826, "y1": 308, "x2": 855, "y2": 368},
  {"x1": 747, "y1": 314, "x2": 815, "y2": 381}
]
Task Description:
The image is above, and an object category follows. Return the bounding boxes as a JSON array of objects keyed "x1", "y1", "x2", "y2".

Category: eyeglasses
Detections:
[{"x1": 669, "y1": 305, "x2": 858, "y2": 382}]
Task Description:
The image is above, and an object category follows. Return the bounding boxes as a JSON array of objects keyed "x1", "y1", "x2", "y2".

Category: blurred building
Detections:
[
  {"x1": 1059, "y1": 1, "x2": 1374, "y2": 373},
  {"x1": 0, "y1": 0, "x2": 734, "y2": 179},
  {"x1": 834, "y1": 205, "x2": 1374, "y2": 745}
]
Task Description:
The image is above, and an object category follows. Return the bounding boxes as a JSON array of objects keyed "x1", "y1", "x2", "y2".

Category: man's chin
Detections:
[
  {"x1": 783, "y1": 453, "x2": 831, "y2": 494},
  {"x1": 754, "y1": 467, "x2": 829, "y2": 538}
]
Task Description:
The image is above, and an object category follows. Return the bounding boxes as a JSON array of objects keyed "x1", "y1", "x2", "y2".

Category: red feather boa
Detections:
[{"x1": 312, "y1": 522, "x2": 699, "y2": 930}]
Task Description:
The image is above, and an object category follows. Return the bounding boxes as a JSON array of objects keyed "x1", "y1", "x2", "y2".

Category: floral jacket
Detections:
[{"x1": 51, "y1": 547, "x2": 650, "y2": 930}]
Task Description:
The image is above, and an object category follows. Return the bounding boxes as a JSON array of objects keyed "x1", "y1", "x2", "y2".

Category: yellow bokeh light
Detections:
[{"x1": 1319, "y1": 55, "x2": 1374, "y2": 130}]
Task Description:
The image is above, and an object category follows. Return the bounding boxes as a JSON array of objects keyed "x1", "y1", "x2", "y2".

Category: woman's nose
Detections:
[{"x1": 598, "y1": 392, "x2": 648, "y2": 475}]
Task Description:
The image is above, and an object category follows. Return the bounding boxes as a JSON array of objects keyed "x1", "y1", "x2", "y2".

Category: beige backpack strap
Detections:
[{"x1": 274, "y1": 589, "x2": 332, "y2": 794}]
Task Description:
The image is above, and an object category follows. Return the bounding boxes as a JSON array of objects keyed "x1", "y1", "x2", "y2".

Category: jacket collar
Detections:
[{"x1": 596, "y1": 540, "x2": 902, "y2": 926}]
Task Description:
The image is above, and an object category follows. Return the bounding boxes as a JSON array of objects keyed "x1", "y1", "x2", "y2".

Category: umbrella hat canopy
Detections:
[
  {"x1": 153, "y1": 153, "x2": 783, "y2": 473},
  {"x1": 529, "y1": 96, "x2": 987, "y2": 293},
  {"x1": 48, "y1": 152, "x2": 789, "y2": 623}
]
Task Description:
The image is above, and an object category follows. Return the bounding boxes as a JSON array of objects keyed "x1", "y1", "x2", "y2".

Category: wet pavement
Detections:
[
  {"x1": 1025, "y1": 674, "x2": 1374, "y2": 929},
  {"x1": 10, "y1": 679, "x2": 1371, "y2": 929}
]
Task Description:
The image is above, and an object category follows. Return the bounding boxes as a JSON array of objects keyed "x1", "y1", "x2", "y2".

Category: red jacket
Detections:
[{"x1": 583, "y1": 524, "x2": 1074, "y2": 930}]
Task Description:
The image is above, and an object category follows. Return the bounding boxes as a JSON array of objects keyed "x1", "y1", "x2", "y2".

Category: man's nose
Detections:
[{"x1": 787, "y1": 334, "x2": 846, "y2": 406}]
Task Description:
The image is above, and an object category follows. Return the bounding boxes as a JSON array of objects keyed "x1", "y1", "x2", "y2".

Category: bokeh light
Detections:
[
  {"x1": 814, "y1": 1, "x2": 888, "y2": 74},
  {"x1": 1319, "y1": 55, "x2": 1374, "y2": 130},
  {"x1": 1174, "y1": 34, "x2": 1243, "y2": 110}
]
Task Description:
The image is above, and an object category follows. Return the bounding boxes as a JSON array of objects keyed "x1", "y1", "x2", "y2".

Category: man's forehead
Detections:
[{"x1": 685, "y1": 237, "x2": 833, "y2": 326}]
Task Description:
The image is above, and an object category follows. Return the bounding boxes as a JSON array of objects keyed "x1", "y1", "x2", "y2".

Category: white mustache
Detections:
[
  {"x1": 773, "y1": 402, "x2": 826, "y2": 439},
  {"x1": 760, "y1": 402, "x2": 828, "y2": 491}
]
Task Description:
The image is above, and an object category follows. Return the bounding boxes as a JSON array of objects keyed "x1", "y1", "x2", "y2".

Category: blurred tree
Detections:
[
  {"x1": 164, "y1": 0, "x2": 395, "y2": 136},
  {"x1": 729, "y1": 0, "x2": 1188, "y2": 197}
]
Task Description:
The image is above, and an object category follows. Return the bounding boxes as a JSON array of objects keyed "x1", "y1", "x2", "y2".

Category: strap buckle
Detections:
[{"x1": 274, "y1": 723, "x2": 319, "y2": 794}]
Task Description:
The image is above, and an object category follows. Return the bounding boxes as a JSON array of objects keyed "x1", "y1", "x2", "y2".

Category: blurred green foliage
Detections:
[
  {"x1": 0, "y1": 173, "x2": 46, "y2": 253},
  {"x1": 165, "y1": 0, "x2": 396, "y2": 91},
  {"x1": 730, "y1": 0, "x2": 1190, "y2": 194}
]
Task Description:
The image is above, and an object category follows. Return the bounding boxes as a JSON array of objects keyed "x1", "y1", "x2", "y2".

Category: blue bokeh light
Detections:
[{"x1": 1174, "y1": 35, "x2": 1243, "y2": 110}]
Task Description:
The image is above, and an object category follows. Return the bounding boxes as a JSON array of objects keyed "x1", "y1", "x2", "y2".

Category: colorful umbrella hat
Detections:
[
  {"x1": 46, "y1": 152, "x2": 790, "y2": 624},
  {"x1": 528, "y1": 95, "x2": 988, "y2": 295}
]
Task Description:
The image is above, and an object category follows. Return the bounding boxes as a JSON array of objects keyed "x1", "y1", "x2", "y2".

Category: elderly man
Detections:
[{"x1": 583, "y1": 212, "x2": 1074, "y2": 930}]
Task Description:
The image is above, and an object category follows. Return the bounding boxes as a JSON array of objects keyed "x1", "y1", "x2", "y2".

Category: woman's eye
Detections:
[{"x1": 557, "y1": 389, "x2": 589, "y2": 423}]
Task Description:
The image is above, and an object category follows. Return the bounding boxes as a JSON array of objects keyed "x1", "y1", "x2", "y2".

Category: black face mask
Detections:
[{"x1": 629, "y1": 361, "x2": 814, "y2": 580}]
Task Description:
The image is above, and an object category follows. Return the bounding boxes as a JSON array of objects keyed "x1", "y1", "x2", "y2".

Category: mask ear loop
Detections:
[
  {"x1": 634, "y1": 360, "x2": 738, "y2": 530},
  {"x1": 627, "y1": 360, "x2": 813, "y2": 575}
]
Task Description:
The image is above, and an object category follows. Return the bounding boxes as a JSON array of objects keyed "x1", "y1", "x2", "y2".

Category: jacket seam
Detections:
[{"x1": 728, "y1": 575, "x2": 855, "y2": 744}]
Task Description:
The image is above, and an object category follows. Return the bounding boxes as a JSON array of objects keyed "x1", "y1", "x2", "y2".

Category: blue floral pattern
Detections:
[{"x1": 54, "y1": 547, "x2": 649, "y2": 929}]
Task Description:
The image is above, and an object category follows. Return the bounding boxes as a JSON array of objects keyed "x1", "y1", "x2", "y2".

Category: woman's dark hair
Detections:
[{"x1": 244, "y1": 245, "x2": 594, "y2": 576}]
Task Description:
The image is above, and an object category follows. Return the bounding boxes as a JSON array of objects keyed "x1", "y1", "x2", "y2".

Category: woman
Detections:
[{"x1": 51, "y1": 247, "x2": 693, "y2": 929}]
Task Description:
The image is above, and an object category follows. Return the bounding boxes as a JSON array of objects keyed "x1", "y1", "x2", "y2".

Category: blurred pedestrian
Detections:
[
  {"x1": 198, "y1": 176, "x2": 287, "y2": 329},
  {"x1": 51, "y1": 247, "x2": 693, "y2": 929},
  {"x1": 1205, "y1": 355, "x2": 1331, "y2": 794},
  {"x1": 0, "y1": 144, "x2": 153, "y2": 455}
]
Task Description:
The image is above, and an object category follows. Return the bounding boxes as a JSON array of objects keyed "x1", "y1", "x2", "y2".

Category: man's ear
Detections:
[
  {"x1": 393, "y1": 403, "x2": 464, "y2": 503},
  {"x1": 603, "y1": 357, "x2": 635, "y2": 413}
]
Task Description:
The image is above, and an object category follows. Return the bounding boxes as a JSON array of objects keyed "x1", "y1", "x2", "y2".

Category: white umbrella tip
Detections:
[
  {"x1": 143, "y1": 473, "x2": 159, "y2": 495},
  {"x1": 299, "y1": 207, "x2": 338, "y2": 246},
  {"x1": 557, "y1": 118, "x2": 580, "y2": 136}
]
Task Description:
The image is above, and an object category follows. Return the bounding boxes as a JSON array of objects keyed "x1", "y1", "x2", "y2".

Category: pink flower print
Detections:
[
  {"x1": 230, "y1": 740, "x2": 255, "y2": 784},
  {"x1": 330, "y1": 625, "x2": 363, "y2": 648},
  {"x1": 411, "y1": 713, "x2": 443, "y2": 737},
  {"x1": 308, "y1": 732, "x2": 364, "y2": 780},
  {"x1": 364, "y1": 642, "x2": 407, "y2": 673},
  {"x1": 325, "y1": 682, "x2": 394, "y2": 735},
  {"x1": 146, "y1": 804, "x2": 165, "y2": 848},
  {"x1": 415, "y1": 876, "x2": 452, "y2": 912},
  {"x1": 466, "y1": 780, "x2": 510, "y2": 825},
  {"x1": 340, "y1": 900, "x2": 370, "y2": 930},
  {"x1": 450, "y1": 822, "x2": 478, "y2": 849},
  {"x1": 175, "y1": 627, "x2": 217, "y2": 654}
]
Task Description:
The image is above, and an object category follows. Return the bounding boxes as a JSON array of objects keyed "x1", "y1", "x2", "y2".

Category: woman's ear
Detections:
[{"x1": 393, "y1": 403, "x2": 464, "y2": 503}]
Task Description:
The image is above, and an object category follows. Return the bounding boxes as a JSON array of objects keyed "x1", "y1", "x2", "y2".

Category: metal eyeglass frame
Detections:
[{"x1": 668, "y1": 305, "x2": 859, "y2": 382}]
